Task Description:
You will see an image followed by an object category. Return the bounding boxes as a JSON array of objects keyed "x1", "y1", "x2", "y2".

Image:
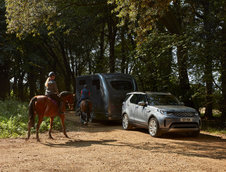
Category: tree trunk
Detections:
[
  {"x1": 220, "y1": 3, "x2": 226, "y2": 124},
  {"x1": 221, "y1": 51, "x2": 226, "y2": 123},
  {"x1": 203, "y1": 0, "x2": 213, "y2": 119},
  {"x1": 96, "y1": 21, "x2": 105, "y2": 73},
  {"x1": 0, "y1": 63, "x2": 10, "y2": 100},
  {"x1": 28, "y1": 67, "x2": 36, "y2": 99},
  {"x1": 107, "y1": 12, "x2": 117, "y2": 73},
  {"x1": 18, "y1": 72, "x2": 25, "y2": 101},
  {"x1": 39, "y1": 69, "x2": 45, "y2": 94},
  {"x1": 12, "y1": 74, "x2": 18, "y2": 98},
  {"x1": 177, "y1": 46, "x2": 193, "y2": 107},
  {"x1": 204, "y1": 59, "x2": 213, "y2": 119},
  {"x1": 121, "y1": 27, "x2": 126, "y2": 73}
]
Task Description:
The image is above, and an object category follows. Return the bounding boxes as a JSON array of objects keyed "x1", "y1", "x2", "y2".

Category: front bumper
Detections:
[{"x1": 158, "y1": 116, "x2": 201, "y2": 133}]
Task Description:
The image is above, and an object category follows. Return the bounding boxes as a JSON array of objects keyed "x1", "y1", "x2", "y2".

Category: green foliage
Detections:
[
  {"x1": 0, "y1": 99, "x2": 28, "y2": 138},
  {"x1": 109, "y1": 0, "x2": 173, "y2": 42},
  {"x1": 0, "y1": 99, "x2": 61, "y2": 138},
  {"x1": 202, "y1": 128, "x2": 226, "y2": 135},
  {"x1": 132, "y1": 32, "x2": 177, "y2": 92},
  {"x1": 5, "y1": 0, "x2": 57, "y2": 38}
]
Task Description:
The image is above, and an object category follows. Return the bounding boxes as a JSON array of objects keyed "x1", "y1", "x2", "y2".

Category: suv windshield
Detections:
[{"x1": 147, "y1": 94, "x2": 180, "y2": 105}]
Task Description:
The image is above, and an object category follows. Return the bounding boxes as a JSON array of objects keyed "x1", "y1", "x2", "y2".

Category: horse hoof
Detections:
[{"x1": 49, "y1": 136, "x2": 54, "y2": 140}]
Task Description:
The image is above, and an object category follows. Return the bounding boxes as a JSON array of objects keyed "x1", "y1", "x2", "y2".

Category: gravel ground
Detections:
[{"x1": 0, "y1": 111, "x2": 226, "y2": 172}]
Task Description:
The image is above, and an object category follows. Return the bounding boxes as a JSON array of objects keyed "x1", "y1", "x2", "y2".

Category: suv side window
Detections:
[
  {"x1": 124, "y1": 94, "x2": 132, "y2": 102},
  {"x1": 130, "y1": 94, "x2": 138, "y2": 104},
  {"x1": 138, "y1": 94, "x2": 147, "y2": 103}
]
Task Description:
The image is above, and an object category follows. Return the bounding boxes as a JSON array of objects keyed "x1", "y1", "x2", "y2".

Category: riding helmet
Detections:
[{"x1": 48, "y1": 71, "x2": 56, "y2": 77}]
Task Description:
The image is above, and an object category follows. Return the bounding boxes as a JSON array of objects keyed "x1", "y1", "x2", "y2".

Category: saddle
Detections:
[{"x1": 47, "y1": 96, "x2": 58, "y2": 106}]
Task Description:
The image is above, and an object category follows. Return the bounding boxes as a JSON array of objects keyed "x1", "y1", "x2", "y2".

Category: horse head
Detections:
[{"x1": 59, "y1": 91, "x2": 75, "y2": 110}]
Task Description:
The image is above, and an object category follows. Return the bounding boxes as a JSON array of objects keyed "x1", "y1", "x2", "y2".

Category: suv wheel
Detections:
[
  {"x1": 148, "y1": 117, "x2": 161, "y2": 137},
  {"x1": 122, "y1": 114, "x2": 132, "y2": 130}
]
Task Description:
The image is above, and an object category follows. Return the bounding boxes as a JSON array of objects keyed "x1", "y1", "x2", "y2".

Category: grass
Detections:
[
  {"x1": 0, "y1": 99, "x2": 61, "y2": 138},
  {"x1": 201, "y1": 127, "x2": 226, "y2": 135},
  {"x1": 201, "y1": 116, "x2": 226, "y2": 135}
]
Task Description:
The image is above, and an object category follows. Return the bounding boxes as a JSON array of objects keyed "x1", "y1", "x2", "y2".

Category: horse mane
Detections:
[{"x1": 59, "y1": 91, "x2": 72, "y2": 98}]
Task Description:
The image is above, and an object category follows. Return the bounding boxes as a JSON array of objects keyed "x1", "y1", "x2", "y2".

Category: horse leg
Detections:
[
  {"x1": 27, "y1": 113, "x2": 36, "y2": 140},
  {"x1": 85, "y1": 101, "x2": 88, "y2": 123},
  {"x1": 60, "y1": 114, "x2": 69, "y2": 138},
  {"x1": 36, "y1": 116, "x2": 43, "y2": 142},
  {"x1": 87, "y1": 112, "x2": 90, "y2": 123},
  {"x1": 49, "y1": 117, "x2": 54, "y2": 139},
  {"x1": 26, "y1": 124, "x2": 31, "y2": 140}
]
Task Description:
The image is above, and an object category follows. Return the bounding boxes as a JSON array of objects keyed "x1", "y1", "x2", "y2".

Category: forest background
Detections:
[{"x1": 0, "y1": 0, "x2": 225, "y2": 126}]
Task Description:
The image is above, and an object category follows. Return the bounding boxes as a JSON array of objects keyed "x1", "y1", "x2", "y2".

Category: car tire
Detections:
[
  {"x1": 148, "y1": 117, "x2": 161, "y2": 137},
  {"x1": 122, "y1": 114, "x2": 132, "y2": 130}
]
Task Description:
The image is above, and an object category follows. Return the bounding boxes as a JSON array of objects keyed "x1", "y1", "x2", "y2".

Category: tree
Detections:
[{"x1": 0, "y1": 0, "x2": 12, "y2": 100}]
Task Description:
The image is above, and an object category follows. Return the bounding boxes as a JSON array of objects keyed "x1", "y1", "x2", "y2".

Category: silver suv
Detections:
[{"x1": 122, "y1": 92, "x2": 201, "y2": 137}]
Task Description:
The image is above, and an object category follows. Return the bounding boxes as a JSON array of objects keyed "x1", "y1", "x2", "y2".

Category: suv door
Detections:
[
  {"x1": 134, "y1": 94, "x2": 148, "y2": 125},
  {"x1": 129, "y1": 94, "x2": 139, "y2": 122}
]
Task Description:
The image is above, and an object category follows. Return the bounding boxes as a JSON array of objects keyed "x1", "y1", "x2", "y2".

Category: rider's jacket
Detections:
[
  {"x1": 81, "y1": 88, "x2": 90, "y2": 100},
  {"x1": 45, "y1": 80, "x2": 58, "y2": 96}
]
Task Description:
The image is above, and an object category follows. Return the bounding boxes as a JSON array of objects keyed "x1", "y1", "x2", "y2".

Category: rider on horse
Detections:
[
  {"x1": 76, "y1": 84, "x2": 90, "y2": 112},
  {"x1": 45, "y1": 71, "x2": 63, "y2": 114},
  {"x1": 77, "y1": 84, "x2": 90, "y2": 107}
]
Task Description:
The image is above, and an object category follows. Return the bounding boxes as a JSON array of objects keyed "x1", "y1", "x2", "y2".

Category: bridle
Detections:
[
  {"x1": 64, "y1": 97, "x2": 74, "y2": 110},
  {"x1": 60, "y1": 93, "x2": 75, "y2": 110}
]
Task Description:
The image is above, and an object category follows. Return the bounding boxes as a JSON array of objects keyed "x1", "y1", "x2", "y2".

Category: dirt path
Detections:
[{"x1": 1, "y1": 111, "x2": 226, "y2": 172}]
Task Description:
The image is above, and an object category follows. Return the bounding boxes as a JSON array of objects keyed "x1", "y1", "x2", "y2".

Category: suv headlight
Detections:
[
  {"x1": 157, "y1": 109, "x2": 167, "y2": 115},
  {"x1": 195, "y1": 112, "x2": 199, "y2": 116}
]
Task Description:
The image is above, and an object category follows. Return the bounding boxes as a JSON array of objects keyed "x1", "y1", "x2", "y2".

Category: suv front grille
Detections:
[
  {"x1": 170, "y1": 112, "x2": 195, "y2": 117},
  {"x1": 170, "y1": 122, "x2": 198, "y2": 128}
]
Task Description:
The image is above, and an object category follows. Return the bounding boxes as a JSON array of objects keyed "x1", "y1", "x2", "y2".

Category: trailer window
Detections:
[
  {"x1": 110, "y1": 80, "x2": 133, "y2": 91},
  {"x1": 92, "y1": 79, "x2": 100, "y2": 90}
]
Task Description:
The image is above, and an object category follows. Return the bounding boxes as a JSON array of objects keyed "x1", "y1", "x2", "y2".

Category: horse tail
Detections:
[{"x1": 28, "y1": 97, "x2": 37, "y2": 128}]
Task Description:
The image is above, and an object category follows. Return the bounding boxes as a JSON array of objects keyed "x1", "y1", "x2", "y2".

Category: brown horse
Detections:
[
  {"x1": 80, "y1": 99, "x2": 92, "y2": 125},
  {"x1": 27, "y1": 91, "x2": 74, "y2": 141}
]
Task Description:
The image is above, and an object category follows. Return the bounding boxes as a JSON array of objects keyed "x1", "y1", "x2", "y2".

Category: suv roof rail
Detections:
[{"x1": 145, "y1": 91, "x2": 171, "y2": 95}]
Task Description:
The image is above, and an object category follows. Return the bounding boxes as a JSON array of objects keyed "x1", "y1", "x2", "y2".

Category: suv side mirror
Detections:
[{"x1": 138, "y1": 101, "x2": 146, "y2": 106}]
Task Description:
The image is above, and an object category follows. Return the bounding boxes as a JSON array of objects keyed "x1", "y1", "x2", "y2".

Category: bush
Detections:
[{"x1": 0, "y1": 99, "x2": 61, "y2": 138}]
